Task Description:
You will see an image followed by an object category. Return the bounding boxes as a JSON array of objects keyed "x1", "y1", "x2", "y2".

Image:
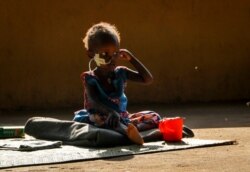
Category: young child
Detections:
[{"x1": 73, "y1": 22, "x2": 161, "y2": 145}]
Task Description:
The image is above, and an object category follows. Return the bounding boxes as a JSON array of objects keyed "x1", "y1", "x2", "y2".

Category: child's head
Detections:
[
  {"x1": 83, "y1": 22, "x2": 120, "y2": 53},
  {"x1": 83, "y1": 22, "x2": 121, "y2": 71}
]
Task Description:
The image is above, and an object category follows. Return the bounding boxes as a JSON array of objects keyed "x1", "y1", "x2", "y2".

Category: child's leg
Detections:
[
  {"x1": 115, "y1": 122, "x2": 144, "y2": 145},
  {"x1": 129, "y1": 111, "x2": 161, "y2": 131},
  {"x1": 89, "y1": 113, "x2": 144, "y2": 145}
]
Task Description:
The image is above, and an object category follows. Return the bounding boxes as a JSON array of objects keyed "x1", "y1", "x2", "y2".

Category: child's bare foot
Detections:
[{"x1": 127, "y1": 123, "x2": 144, "y2": 145}]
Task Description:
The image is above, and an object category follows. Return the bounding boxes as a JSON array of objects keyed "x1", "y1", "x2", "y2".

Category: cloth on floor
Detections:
[
  {"x1": 0, "y1": 139, "x2": 62, "y2": 151},
  {"x1": 0, "y1": 138, "x2": 236, "y2": 169},
  {"x1": 24, "y1": 117, "x2": 131, "y2": 147},
  {"x1": 25, "y1": 117, "x2": 162, "y2": 147}
]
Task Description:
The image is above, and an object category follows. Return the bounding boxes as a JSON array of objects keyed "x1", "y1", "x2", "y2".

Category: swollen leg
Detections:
[
  {"x1": 115, "y1": 123, "x2": 144, "y2": 145},
  {"x1": 127, "y1": 123, "x2": 144, "y2": 145}
]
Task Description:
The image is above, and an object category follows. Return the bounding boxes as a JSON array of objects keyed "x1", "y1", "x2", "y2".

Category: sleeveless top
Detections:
[{"x1": 81, "y1": 66, "x2": 129, "y2": 118}]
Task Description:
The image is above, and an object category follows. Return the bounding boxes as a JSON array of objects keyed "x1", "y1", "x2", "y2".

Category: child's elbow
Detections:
[{"x1": 144, "y1": 76, "x2": 154, "y2": 84}]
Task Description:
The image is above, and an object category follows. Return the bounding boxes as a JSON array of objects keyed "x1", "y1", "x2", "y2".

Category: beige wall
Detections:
[{"x1": 0, "y1": 0, "x2": 250, "y2": 109}]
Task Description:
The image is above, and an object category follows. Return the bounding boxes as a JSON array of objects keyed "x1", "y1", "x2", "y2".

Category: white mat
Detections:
[{"x1": 0, "y1": 138, "x2": 235, "y2": 169}]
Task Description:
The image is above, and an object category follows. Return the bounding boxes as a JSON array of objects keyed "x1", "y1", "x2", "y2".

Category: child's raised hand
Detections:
[{"x1": 119, "y1": 49, "x2": 132, "y2": 61}]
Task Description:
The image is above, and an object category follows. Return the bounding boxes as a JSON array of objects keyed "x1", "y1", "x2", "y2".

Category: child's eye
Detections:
[
  {"x1": 99, "y1": 52, "x2": 118, "y2": 59},
  {"x1": 99, "y1": 52, "x2": 109, "y2": 59},
  {"x1": 101, "y1": 52, "x2": 106, "y2": 56}
]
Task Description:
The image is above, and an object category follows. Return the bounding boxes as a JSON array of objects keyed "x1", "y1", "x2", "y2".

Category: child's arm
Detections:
[
  {"x1": 119, "y1": 49, "x2": 153, "y2": 84},
  {"x1": 84, "y1": 76, "x2": 120, "y2": 128}
]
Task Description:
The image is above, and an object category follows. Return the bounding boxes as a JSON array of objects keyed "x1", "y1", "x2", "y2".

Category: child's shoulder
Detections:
[
  {"x1": 115, "y1": 66, "x2": 128, "y2": 71},
  {"x1": 115, "y1": 66, "x2": 128, "y2": 79},
  {"x1": 80, "y1": 71, "x2": 96, "y2": 82}
]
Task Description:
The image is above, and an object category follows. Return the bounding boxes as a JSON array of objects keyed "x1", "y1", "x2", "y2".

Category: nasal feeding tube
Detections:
[{"x1": 88, "y1": 53, "x2": 112, "y2": 71}]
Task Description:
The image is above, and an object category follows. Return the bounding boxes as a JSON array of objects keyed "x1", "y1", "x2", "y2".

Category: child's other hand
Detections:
[
  {"x1": 106, "y1": 112, "x2": 120, "y2": 128},
  {"x1": 119, "y1": 49, "x2": 132, "y2": 61}
]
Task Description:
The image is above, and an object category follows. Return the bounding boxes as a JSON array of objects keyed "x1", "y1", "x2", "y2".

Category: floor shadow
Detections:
[
  {"x1": 1, "y1": 102, "x2": 250, "y2": 129},
  {"x1": 129, "y1": 102, "x2": 250, "y2": 129},
  {"x1": 96, "y1": 143, "x2": 165, "y2": 161},
  {"x1": 163, "y1": 140, "x2": 189, "y2": 146},
  {"x1": 103, "y1": 154, "x2": 134, "y2": 161}
]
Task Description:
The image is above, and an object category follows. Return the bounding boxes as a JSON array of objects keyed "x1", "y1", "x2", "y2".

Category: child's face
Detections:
[{"x1": 94, "y1": 42, "x2": 120, "y2": 71}]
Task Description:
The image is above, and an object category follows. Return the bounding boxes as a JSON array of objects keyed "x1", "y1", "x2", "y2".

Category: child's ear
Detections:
[{"x1": 86, "y1": 50, "x2": 95, "y2": 58}]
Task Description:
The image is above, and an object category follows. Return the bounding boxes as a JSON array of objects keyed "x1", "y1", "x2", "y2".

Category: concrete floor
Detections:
[{"x1": 0, "y1": 102, "x2": 250, "y2": 172}]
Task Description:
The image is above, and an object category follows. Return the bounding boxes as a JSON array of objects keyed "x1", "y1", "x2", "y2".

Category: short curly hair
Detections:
[{"x1": 83, "y1": 22, "x2": 121, "y2": 51}]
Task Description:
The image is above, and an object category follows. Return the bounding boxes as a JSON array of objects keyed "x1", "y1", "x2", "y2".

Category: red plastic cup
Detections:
[{"x1": 159, "y1": 117, "x2": 183, "y2": 141}]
